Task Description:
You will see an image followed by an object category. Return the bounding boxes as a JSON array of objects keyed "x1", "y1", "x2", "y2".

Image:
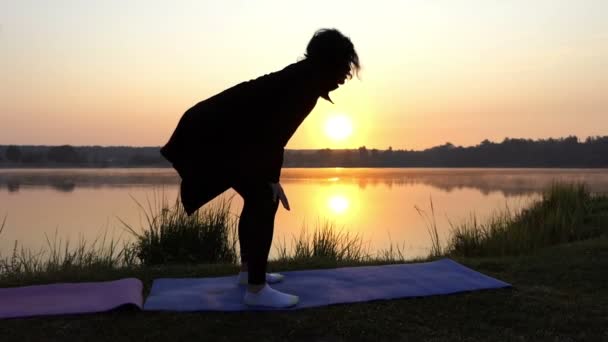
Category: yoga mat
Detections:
[
  {"x1": 144, "y1": 259, "x2": 511, "y2": 311},
  {"x1": 0, "y1": 278, "x2": 143, "y2": 319}
]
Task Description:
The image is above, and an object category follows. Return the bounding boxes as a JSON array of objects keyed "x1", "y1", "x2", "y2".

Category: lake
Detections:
[{"x1": 1, "y1": 168, "x2": 608, "y2": 260}]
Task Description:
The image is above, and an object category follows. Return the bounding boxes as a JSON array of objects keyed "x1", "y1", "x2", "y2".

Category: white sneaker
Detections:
[{"x1": 243, "y1": 284, "x2": 299, "y2": 308}]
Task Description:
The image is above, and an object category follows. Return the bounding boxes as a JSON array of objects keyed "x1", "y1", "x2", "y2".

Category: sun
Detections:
[{"x1": 324, "y1": 114, "x2": 353, "y2": 141}]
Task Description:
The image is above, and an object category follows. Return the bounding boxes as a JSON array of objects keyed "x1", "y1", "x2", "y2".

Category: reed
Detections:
[
  {"x1": 414, "y1": 197, "x2": 443, "y2": 258},
  {"x1": 118, "y1": 191, "x2": 239, "y2": 265},
  {"x1": 0, "y1": 226, "x2": 136, "y2": 279},
  {"x1": 445, "y1": 182, "x2": 607, "y2": 257},
  {"x1": 274, "y1": 220, "x2": 368, "y2": 263}
]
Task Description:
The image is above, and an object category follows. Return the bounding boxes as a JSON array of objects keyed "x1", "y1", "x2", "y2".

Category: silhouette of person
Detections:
[{"x1": 160, "y1": 28, "x2": 360, "y2": 308}]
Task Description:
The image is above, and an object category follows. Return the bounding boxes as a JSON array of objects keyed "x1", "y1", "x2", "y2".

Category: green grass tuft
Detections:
[
  {"x1": 118, "y1": 192, "x2": 239, "y2": 265},
  {"x1": 445, "y1": 182, "x2": 608, "y2": 257},
  {"x1": 0, "y1": 227, "x2": 136, "y2": 281},
  {"x1": 274, "y1": 220, "x2": 368, "y2": 264}
]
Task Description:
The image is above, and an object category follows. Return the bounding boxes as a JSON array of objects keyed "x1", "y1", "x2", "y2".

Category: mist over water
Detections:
[{"x1": 1, "y1": 168, "x2": 607, "y2": 259}]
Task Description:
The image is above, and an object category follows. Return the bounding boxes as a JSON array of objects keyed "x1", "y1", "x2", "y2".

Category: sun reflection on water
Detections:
[{"x1": 328, "y1": 195, "x2": 349, "y2": 214}]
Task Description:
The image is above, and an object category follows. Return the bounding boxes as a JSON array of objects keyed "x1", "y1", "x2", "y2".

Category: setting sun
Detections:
[{"x1": 324, "y1": 114, "x2": 353, "y2": 141}]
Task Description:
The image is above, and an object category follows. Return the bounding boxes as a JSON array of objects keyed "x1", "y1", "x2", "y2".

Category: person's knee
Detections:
[{"x1": 236, "y1": 183, "x2": 278, "y2": 216}]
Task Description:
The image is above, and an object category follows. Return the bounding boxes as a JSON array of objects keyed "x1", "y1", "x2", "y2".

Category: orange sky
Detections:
[{"x1": 1, "y1": 0, "x2": 607, "y2": 150}]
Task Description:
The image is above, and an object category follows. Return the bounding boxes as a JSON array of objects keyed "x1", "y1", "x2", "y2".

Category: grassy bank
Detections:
[
  {"x1": 0, "y1": 236, "x2": 606, "y2": 341},
  {"x1": 446, "y1": 183, "x2": 608, "y2": 257},
  {"x1": 0, "y1": 183, "x2": 607, "y2": 341}
]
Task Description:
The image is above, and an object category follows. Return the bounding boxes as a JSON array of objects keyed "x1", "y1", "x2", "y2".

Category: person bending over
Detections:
[{"x1": 161, "y1": 28, "x2": 360, "y2": 308}]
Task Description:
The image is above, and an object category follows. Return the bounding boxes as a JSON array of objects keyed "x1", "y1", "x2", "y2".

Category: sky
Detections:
[{"x1": 1, "y1": 0, "x2": 607, "y2": 150}]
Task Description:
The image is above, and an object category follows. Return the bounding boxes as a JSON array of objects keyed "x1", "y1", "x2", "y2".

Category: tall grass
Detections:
[
  {"x1": 374, "y1": 235, "x2": 408, "y2": 263},
  {"x1": 2, "y1": 191, "x2": 408, "y2": 280},
  {"x1": 121, "y1": 191, "x2": 407, "y2": 266},
  {"x1": 0, "y1": 214, "x2": 5, "y2": 240},
  {"x1": 119, "y1": 192, "x2": 238, "y2": 265},
  {"x1": 274, "y1": 220, "x2": 409, "y2": 264},
  {"x1": 274, "y1": 220, "x2": 367, "y2": 263},
  {"x1": 414, "y1": 198, "x2": 443, "y2": 258},
  {"x1": 0, "y1": 226, "x2": 136, "y2": 279},
  {"x1": 445, "y1": 182, "x2": 607, "y2": 257}
]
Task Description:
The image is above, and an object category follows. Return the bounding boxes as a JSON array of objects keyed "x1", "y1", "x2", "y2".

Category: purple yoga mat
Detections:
[
  {"x1": 144, "y1": 259, "x2": 511, "y2": 312},
  {"x1": 0, "y1": 278, "x2": 143, "y2": 319}
]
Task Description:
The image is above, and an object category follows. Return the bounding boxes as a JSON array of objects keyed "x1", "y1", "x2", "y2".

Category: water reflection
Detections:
[
  {"x1": 7, "y1": 180, "x2": 20, "y2": 192},
  {"x1": 1, "y1": 168, "x2": 607, "y2": 196},
  {"x1": 50, "y1": 180, "x2": 76, "y2": 192},
  {"x1": 328, "y1": 195, "x2": 349, "y2": 214},
  {"x1": 2, "y1": 167, "x2": 606, "y2": 260},
  {"x1": 4, "y1": 179, "x2": 75, "y2": 192}
]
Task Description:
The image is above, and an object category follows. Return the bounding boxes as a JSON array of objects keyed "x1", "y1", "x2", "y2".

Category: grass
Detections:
[
  {"x1": 445, "y1": 182, "x2": 608, "y2": 257},
  {"x1": 0, "y1": 236, "x2": 606, "y2": 341},
  {"x1": 275, "y1": 220, "x2": 367, "y2": 264},
  {"x1": 0, "y1": 194, "x2": 409, "y2": 281},
  {"x1": 118, "y1": 192, "x2": 239, "y2": 265},
  {"x1": 0, "y1": 227, "x2": 137, "y2": 281},
  {"x1": 414, "y1": 198, "x2": 443, "y2": 258}
]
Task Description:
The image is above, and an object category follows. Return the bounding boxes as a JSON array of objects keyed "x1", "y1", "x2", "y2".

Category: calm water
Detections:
[{"x1": 1, "y1": 168, "x2": 608, "y2": 260}]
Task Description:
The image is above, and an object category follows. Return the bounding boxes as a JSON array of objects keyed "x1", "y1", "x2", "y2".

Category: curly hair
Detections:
[{"x1": 304, "y1": 28, "x2": 360, "y2": 79}]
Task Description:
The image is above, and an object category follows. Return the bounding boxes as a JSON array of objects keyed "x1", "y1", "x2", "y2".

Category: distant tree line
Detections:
[
  {"x1": 284, "y1": 136, "x2": 608, "y2": 167},
  {"x1": 1, "y1": 135, "x2": 608, "y2": 168},
  {"x1": 0, "y1": 145, "x2": 168, "y2": 167}
]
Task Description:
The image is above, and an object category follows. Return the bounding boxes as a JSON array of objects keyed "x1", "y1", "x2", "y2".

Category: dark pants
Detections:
[{"x1": 232, "y1": 181, "x2": 279, "y2": 285}]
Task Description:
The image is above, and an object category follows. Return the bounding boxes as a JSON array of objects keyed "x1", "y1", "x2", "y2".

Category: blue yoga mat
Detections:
[{"x1": 144, "y1": 259, "x2": 511, "y2": 311}]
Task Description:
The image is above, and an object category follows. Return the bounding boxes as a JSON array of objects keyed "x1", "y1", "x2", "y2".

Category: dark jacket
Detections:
[{"x1": 161, "y1": 60, "x2": 326, "y2": 215}]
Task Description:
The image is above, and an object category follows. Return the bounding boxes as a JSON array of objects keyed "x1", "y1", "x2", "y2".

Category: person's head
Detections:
[{"x1": 305, "y1": 28, "x2": 360, "y2": 93}]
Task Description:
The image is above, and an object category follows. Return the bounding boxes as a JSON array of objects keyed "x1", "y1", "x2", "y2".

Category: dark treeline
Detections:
[
  {"x1": 1, "y1": 135, "x2": 608, "y2": 168},
  {"x1": 0, "y1": 145, "x2": 167, "y2": 168},
  {"x1": 285, "y1": 136, "x2": 608, "y2": 168}
]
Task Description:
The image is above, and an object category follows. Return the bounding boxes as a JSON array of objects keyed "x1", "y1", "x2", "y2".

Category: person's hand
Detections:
[{"x1": 269, "y1": 182, "x2": 290, "y2": 211}]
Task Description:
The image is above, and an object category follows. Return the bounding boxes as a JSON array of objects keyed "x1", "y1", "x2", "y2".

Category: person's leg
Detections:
[
  {"x1": 234, "y1": 182, "x2": 285, "y2": 285},
  {"x1": 237, "y1": 206, "x2": 285, "y2": 285},
  {"x1": 233, "y1": 181, "x2": 297, "y2": 308},
  {"x1": 237, "y1": 199, "x2": 252, "y2": 271},
  {"x1": 233, "y1": 181, "x2": 278, "y2": 285}
]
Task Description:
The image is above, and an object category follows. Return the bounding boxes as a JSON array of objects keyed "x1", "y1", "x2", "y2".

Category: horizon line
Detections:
[{"x1": 0, "y1": 134, "x2": 604, "y2": 152}]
